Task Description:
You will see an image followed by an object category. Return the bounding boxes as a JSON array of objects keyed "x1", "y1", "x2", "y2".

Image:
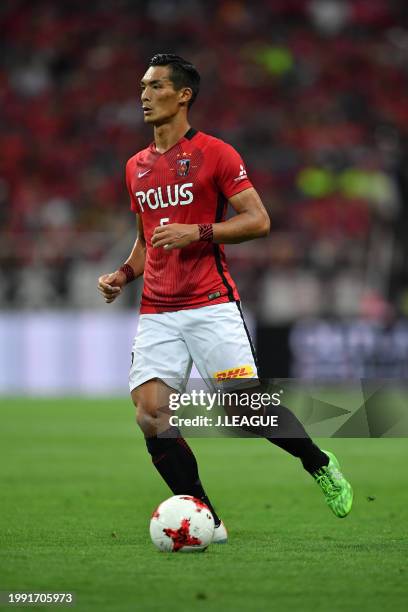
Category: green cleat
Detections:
[{"x1": 313, "y1": 450, "x2": 353, "y2": 518}]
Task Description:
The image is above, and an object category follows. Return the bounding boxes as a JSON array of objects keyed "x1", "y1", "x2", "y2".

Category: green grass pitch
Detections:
[{"x1": 1, "y1": 398, "x2": 407, "y2": 612}]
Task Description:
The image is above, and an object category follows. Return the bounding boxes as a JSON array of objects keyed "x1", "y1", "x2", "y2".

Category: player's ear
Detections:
[{"x1": 179, "y1": 87, "x2": 193, "y2": 107}]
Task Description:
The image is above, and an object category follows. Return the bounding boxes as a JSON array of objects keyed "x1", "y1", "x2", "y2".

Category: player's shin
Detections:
[
  {"x1": 263, "y1": 403, "x2": 329, "y2": 474},
  {"x1": 231, "y1": 394, "x2": 328, "y2": 474},
  {"x1": 145, "y1": 432, "x2": 221, "y2": 526}
]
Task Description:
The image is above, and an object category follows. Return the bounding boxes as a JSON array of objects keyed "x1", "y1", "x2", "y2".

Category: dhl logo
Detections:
[{"x1": 214, "y1": 365, "x2": 254, "y2": 382}]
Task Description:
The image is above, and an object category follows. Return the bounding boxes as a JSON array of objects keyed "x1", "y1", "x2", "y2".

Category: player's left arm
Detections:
[
  {"x1": 151, "y1": 188, "x2": 269, "y2": 249},
  {"x1": 212, "y1": 187, "x2": 270, "y2": 244}
]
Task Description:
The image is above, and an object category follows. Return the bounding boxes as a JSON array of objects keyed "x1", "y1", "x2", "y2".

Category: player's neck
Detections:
[{"x1": 153, "y1": 116, "x2": 191, "y2": 154}]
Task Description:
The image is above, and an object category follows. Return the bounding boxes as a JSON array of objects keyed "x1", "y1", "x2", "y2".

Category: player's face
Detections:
[{"x1": 140, "y1": 66, "x2": 189, "y2": 125}]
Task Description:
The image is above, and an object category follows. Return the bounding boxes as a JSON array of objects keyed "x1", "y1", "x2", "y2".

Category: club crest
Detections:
[{"x1": 177, "y1": 158, "x2": 190, "y2": 176}]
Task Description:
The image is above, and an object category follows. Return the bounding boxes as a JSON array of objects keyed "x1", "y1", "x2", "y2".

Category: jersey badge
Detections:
[
  {"x1": 177, "y1": 152, "x2": 191, "y2": 176},
  {"x1": 177, "y1": 159, "x2": 190, "y2": 176}
]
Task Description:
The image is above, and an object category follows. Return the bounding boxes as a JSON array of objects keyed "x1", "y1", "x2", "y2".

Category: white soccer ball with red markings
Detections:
[{"x1": 149, "y1": 495, "x2": 215, "y2": 552}]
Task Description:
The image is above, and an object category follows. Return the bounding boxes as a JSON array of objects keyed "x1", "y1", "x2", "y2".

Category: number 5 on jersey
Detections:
[{"x1": 160, "y1": 217, "x2": 170, "y2": 249}]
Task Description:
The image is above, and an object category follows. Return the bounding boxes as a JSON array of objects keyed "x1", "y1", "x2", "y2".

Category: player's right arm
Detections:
[{"x1": 98, "y1": 214, "x2": 146, "y2": 304}]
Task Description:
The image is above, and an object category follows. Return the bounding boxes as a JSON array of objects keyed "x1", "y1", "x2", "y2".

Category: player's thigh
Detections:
[
  {"x1": 182, "y1": 302, "x2": 258, "y2": 389},
  {"x1": 129, "y1": 312, "x2": 192, "y2": 395}
]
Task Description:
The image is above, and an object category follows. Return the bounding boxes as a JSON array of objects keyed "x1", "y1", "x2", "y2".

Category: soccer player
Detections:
[{"x1": 98, "y1": 54, "x2": 353, "y2": 541}]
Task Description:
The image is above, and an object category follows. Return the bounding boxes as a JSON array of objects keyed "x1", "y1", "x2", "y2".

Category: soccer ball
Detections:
[{"x1": 149, "y1": 494, "x2": 215, "y2": 552}]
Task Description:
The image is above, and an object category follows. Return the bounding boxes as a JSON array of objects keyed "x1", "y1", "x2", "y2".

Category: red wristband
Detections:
[
  {"x1": 119, "y1": 264, "x2": 136, "y2": 284},
  {"x1": 198, "y1": 223, "x2": 213, "y2": 242}
]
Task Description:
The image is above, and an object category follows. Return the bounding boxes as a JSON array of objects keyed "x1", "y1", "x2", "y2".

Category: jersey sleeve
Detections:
[
  {"x1": 125, "y1": 159, "x2": 139, "y2": 212},
  {"x1": 214, "y1": 141, "x2": 253, "y2": 199}
]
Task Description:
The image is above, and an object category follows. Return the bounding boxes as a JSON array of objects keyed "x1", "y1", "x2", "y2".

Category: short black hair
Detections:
[{"x1": 148, "y1": 53, "x2": 200, "y2": 108}]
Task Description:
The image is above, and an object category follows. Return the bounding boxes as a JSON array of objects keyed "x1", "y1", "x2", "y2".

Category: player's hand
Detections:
[
  {"x1": 151, "y1": 223, "x2": 199, "y2": 250},
  {"x1": 97, "y1": 271, "x2": 127, "y2": 303}
]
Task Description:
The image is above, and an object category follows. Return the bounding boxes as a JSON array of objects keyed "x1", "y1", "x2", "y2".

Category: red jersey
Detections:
[{"x1": 125, "y1": 128, "x2": 253, "y2": 314}]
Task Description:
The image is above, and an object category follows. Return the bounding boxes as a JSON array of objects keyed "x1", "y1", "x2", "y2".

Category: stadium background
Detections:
[
  {"x1": 1, "y1": 3, "x2": 408, "y2": 612},
  {"x1": 1, "y1": 0, "x2": 408, "y2": 392}
]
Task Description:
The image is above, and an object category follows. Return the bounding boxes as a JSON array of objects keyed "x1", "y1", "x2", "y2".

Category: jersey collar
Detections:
[
  {"x1": 150, "y1": 128, "x2": 198, "y2": 155},
  {"x1": 184, "y1": 127, "x2": 198, "y2": 140}
]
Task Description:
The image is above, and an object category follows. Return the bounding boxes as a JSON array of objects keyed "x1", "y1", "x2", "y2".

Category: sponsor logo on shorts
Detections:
[{"x1": 214, "y1": 365, "x2": 254, "y2": 382}]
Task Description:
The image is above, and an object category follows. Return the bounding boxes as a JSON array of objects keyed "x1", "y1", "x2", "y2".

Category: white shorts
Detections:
[{"x1": 129, "y1": 301, "x2": 259, "y2": 393}]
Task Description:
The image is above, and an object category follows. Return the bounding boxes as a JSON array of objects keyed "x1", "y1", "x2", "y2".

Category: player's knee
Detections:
[
  {"x1": 132, "y1": 394, "x2": 169, "y2": 437},
  {"x1": 132, "y1": 388, "x2": 158, "y2": 416},
  {"x1": 131, "y1": 383, "x2": 173, "y2": 436},
  {"x1": 135, "y1": 407, "x2": 156, "y2": 434}
]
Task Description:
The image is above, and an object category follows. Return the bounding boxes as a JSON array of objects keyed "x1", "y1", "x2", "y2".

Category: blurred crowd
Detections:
[{"x1": 1, "y1": 0, "x2": 408, "y2": 317}]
